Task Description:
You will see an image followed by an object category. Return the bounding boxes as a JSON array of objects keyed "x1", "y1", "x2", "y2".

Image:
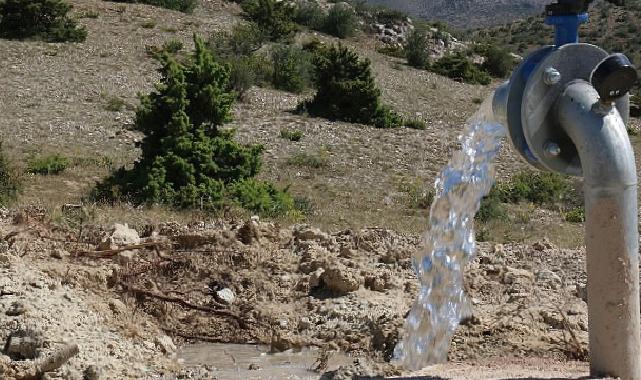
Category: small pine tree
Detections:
[
  {"x1": 0, "y1": 0, "x2": 87, "y2": 42},
  {"x1": 95, "y1": 36, "x2": 295, "y2": 216},
  {"x1": 302, "y1": 44, "x2": 401, "y2": 128},
  {"x1": 271, "y1": 44, "x2": 314, "y2": 93},
  {"x1": 321, "y1": 3, "x2": 356, "y2": 39},
  {"x1": 240, "y1": 0, "x2": 297, "y2": 42},
  {"x1": 481, "y1": 44, "x2": 515, "y2": 78},
  {"x1": 404, "y1": 30, "x2": 429, "y2": 69}
]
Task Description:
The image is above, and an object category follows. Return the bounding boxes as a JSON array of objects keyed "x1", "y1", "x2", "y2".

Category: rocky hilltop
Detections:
[{"x1": 365, "y1": 0, "x2": 549, "y2": 28}]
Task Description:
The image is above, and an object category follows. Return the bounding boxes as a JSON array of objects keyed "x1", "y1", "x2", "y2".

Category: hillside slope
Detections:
[{"x1": 364, "y1": 0, "x2": 548, "y2": 28}]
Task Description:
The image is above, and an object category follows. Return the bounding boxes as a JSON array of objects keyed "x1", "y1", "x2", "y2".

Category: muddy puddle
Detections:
[{"x1": 178, "y1": 343, "x2": 355, "y2": 379}]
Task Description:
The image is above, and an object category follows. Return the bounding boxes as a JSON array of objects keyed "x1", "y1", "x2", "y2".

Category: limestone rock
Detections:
[
  {"x1": 155, "y1": 335, "x2": 176, "y2": 355},
  {"x1": 321, "y1": 266, "x2": 362, "y2": 295},
  {"x1": 215, "y1": 288, "x2": 235, "y2": 305}
]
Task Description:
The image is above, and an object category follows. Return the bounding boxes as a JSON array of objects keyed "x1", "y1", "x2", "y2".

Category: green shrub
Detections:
[
  {"x1": 404, "y1": 30, "x2": 429, "y2": 69},
  {"x1": 229, "y1": 178, "x2": 298, "y2": 217},
  {"x1": 404, "y1": 118, "x2": 427, "y2": 130},
  {"x1": 27, "y1": 154, "x2": 69, "y2": 175},
  {"x1": 240, "y1": 0, "x2": 297, "y2": 42},
  {"x1": 476, "y1": 185, "x2": 506, "y2": 222},
  {"x1": 107, "y1": 0, "x2": 197, "y2": 12},
  {"x1": 301, "y1": 44, "x2": 400, "y2": 128},
  {"x1": 280, "y1": 129, "x2": 304, "y2": 142},
  {"x1": 0, "y1": 0, "x2": 87, "y2": 42},
  {"x1": 209, "y1": 23, "x2": 264, "y2": 59},
  {"x1": 294, "y1": 1, "x2": 324, "y2": 29},
  {"x1": 272, "y1": 44, "x2": 314, "y2": 93},
  {"x1": 94, "y1": 36, "x2": 294, "y2": 216},
  {"x1": 0, "y1": 142, "x2": 20, "y2": 206},
  {"x1": 481, "y1": 44, "x2": 515, "y2": 78},
  {"x1": 321, "y1": 3, "x2": 356, "y2": 39},
  {"x1": 227, "y1": 54, "x2": 273, "y2": 96},
  {"x1": 372, "y1": 105, "x2": 403, "y2": 129},
  {"x1": 104, "y1": 96, "x2": 127, "y2": 112},
  {"x1": 565, "y1": 207, "x2": 585, "y2": 223},
  {"x1": 141, "y1": 20, "x2": 156, "y2": 29},
  {"x1": 430, "y1": 53, "x2": 491, "y2": 85},
  {"x1": 400, "y1": 180, "x2": 433, "y2": 209},
  {"x1": 500, "y1": 170, "x2": 574, "y2": 206},
  {"x1": 287, "y1": 149, "x2": 329, "y2": 169}
]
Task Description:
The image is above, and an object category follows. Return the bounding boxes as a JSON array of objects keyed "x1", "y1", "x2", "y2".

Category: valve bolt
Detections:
[
  {"x1": 544, "y1": 68, "x2": 562, "y2": 86},
  {"x1": 544, "y1": 142, "x2": 562, "y2": 157}
]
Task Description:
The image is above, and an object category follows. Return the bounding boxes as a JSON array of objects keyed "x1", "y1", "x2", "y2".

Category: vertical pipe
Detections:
[{"x1": 558, "y1": 80, "x2": 641, "y2": 380}]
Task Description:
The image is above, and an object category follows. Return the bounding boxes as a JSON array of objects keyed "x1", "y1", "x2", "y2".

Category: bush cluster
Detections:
[
  {"x1": 238, "y1": 0, "x2": 297, "y2": 42},
  {"x1": 404, "y1": 30, "x2": 429, "y2": 69},
  {"x1": 108, "y1": 0, "x2": 197, "y2": 12},
  {"x1": 94, "y1": 36, "x2": 296, "y2": 217},
  {"x1": 272, "y1": 44, "x2": 314, "y2": 93},
  {"x1": 477, "y1": 170, "x2": 578, "y2": 222},
  {"x1": 320, "y1": 3, "x2": 356, "y2": 39},
  {"x1": 211, "y1": 24, "x2": 316, "y2": 97},
  {"x1": 0, "y1": 0, "x2": 87, "y2": 42},
  {"x1": 429, "y1": 53, "x2": 491, "y2": 85},
  {"x1": 301, "y1": 44, "x2": 401, "y2": 128},
  {"x1": 293, "y1": 1, "x2": 357, "y2": 39}
]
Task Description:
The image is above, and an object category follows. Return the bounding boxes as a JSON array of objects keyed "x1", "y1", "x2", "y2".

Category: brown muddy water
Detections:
[{"x1": 178, "y1": 343, "x2": 355, "y2": 379}]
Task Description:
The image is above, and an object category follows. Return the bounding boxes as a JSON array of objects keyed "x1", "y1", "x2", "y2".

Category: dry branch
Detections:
[
  {"x1": 16, "y1": 344, "x2": 79, "y2": 380},
  {"x1": 119, "y1": 283, "x2": 240, "y2": 321}
]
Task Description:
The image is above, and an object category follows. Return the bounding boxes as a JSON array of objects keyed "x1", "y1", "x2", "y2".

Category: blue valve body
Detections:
[{"x1": 545, "y1": 13, "x2": 589, "y2": 46}]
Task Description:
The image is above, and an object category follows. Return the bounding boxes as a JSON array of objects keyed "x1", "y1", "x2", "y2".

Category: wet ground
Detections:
[{"x1": 178, "y1": 343, "x2": 354, "y2": 379}]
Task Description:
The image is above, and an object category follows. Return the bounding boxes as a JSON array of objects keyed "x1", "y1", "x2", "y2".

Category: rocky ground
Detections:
[{"x1": 0, "y1": 207, "x2": 597, "y2": 379}]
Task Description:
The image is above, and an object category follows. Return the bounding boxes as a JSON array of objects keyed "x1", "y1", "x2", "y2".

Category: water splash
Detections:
[{"x1": 394, "y1": 98, "x2": 506, "y2": 370}]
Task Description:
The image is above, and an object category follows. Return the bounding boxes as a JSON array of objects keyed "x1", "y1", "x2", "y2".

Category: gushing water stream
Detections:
[{"x1": 394, "y1": 98, "x2": 506, "y2": 371}]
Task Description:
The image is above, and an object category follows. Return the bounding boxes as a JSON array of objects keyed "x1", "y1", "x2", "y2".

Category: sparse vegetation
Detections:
[
  {"x1": 287, "y1": 149, "x2": 329, "y2": 169},
  {"x1": 27, "y1": 154, "x2": 69, "y2": 175},
  {"x1": 404, "y1": 118, "x2": 427, "y2": 130},
  {"x1": 94, "y1": 36, "x2": 295, "y2": 216},
  {"x1": 301, "y1": 44, "x2": 401, "y2": 128},
  {"x1": 500, "y1": 170, "x2": 575, "y2": 206},
  {"x1": 108, "y1": 0, "x2": 197, "y2": 12},
  {"x1": 477, "y1": 170, "x2": 578, "y2": 222},
  {"x1": 280, "y1": 129, "x2": 304, "y2": 142},
  {"x1": 0, "y1": 0, "x2": 87, "y2": 42},
  {"x1": 104, "y1": 96, "x2": 127, "y2": 112},
  {"x1": 565, "y1": 208, "x2": 585, "y2": 223},
  {"x1": 0, "y1": 141, "x2": 20, "y2": 206}
]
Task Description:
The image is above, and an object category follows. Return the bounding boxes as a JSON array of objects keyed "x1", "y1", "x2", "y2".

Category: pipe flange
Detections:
[
  {"x1": 502, "y1": 46, "x2": 555, "y2": 170},
  {"x1": 521, "y1": 43, "x2": 629, "y2": 176}
]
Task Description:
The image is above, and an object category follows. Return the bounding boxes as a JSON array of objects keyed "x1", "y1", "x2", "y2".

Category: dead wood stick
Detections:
[
  {"x1": 120, "y1": 284, "x2": 240, "y2": 320},
  {"x1": 16, "y1": 344, "x2": 79, "y2": 380},
  {"x1": 80, "y1": 242, "x2": 162, "y2": 258}
]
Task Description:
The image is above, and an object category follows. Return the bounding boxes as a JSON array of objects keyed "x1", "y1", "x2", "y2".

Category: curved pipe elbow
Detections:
[{"x1": 556, "y1": 80, "x2": 637, "y2": 189}]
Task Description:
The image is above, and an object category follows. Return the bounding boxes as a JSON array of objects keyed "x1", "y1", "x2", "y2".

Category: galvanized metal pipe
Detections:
[{"x1": 557, "y1": 80, "x2": 641, "y2": 380}]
